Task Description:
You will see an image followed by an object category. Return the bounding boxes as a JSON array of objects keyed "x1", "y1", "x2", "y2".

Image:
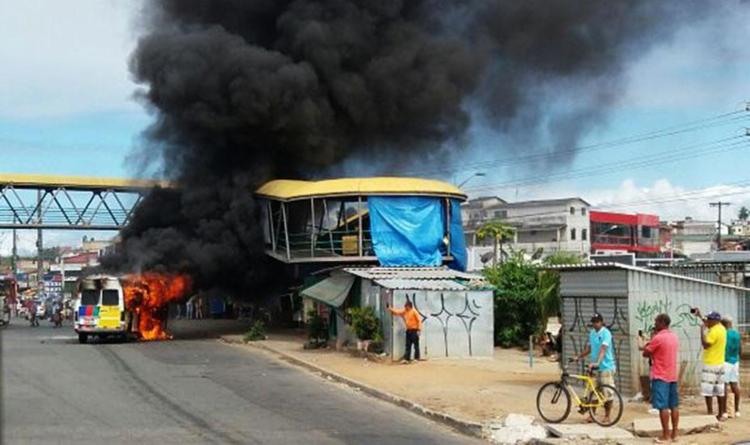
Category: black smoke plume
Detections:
[{"x1": 107, "y1": 0, "x2": 709, "y2": 295}]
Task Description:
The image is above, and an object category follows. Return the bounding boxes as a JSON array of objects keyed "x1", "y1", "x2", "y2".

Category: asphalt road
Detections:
[{"x1": 1, "y1": 320, "x2": 480, "y2": 444}]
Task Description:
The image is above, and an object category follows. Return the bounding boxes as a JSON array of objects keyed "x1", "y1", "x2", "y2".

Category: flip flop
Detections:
[{"x1": 653, "y1": 438, "x2": 670, "y2": 444}]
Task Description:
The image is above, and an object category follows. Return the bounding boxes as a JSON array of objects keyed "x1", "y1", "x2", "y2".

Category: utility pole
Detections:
[
  {"x1": 11, "y1": 228, "x2": 17, "y2": 275},
  {"x1": 709, "y1": 201, "x2": 731, "y2": 250},
  {"x1": 36, "y1": 189, "x2": 44, "y2": 297}
]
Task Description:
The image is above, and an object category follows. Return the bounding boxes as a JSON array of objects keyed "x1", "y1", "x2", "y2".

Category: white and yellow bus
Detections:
[{"x1": 74, "y1": 275, "x2": 133, "y2": 343}]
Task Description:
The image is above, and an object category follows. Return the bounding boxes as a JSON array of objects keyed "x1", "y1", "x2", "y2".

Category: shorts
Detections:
[
  {"x1": 651, "y1": 379, "x2": 679, "y2": 410},
  {"x1": 596, "y1": 370, "x2": 616, "y2": 401},
  {"x1": 701, "y1": 364, "x2": 725, "y2": 397},
  {"x1": 724, "y1": 362, "x2": 740, "y2": 384}
]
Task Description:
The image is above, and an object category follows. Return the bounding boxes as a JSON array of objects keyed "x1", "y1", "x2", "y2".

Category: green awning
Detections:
[{"x1": 300, "y1": 274, "x2": 355, "y2": 308}]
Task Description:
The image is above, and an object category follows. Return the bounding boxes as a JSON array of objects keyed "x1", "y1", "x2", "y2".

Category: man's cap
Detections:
[
  {"x1": 706, "y1": 311, "x2": 722, "y2": 321},
  {"x1": 590, "y1": 313, "x2": 603, "y2": 322}
]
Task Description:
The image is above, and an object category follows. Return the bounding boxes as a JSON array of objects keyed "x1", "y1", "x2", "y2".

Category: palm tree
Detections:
[
  {"x1": 739, "y1": 206, "x2": 749, "y2": 221},
  {"x1": 476, "y1": 220, "x2": 516, "y2": 267}
]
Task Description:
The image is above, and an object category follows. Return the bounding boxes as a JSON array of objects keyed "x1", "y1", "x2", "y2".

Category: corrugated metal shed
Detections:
[
  {"x1": 373, "y1": 278, "x2": 467, "y2": 291},
  {"x1": 554, "y1": 262, "x2": 749, "y2": 397}
]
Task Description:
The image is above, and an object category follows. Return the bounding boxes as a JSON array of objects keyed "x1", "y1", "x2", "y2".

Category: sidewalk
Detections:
[
  {"x1": 224, "y1": 331, "x2": 558, "y2": 423},
  {"x1": 223, "y1": 332, "x2": 750, "y2": 444}
]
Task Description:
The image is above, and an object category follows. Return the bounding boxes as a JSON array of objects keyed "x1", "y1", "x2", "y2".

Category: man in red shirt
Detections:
[{"x1": 642, "y1": 313, "x2": 680, "y2": 444}]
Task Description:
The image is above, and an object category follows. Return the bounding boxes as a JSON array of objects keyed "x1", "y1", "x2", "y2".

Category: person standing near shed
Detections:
[
  {"x1": 575, "y1": 313, "x2": 616, "y2": 423},
  {"x1": 722, "y1": 316, "x2": 741, "y2": 418},
  {"x1": 694, "y1": 309, "x2": 728, "y2": 420},
  {"x1": 642, "y1": 313, "x2": 680, "y2": 444},
  {"x1": 386, "y1": 301, "x2": 423, "y2": 363}
]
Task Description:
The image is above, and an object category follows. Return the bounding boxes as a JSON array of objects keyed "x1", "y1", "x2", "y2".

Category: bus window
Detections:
[
  {"x1": 101, "y1": 290, "x2": 120, "y2": 306},
  {"x1": 81, "y1": 290, "x2": 99, "y2": 306}
]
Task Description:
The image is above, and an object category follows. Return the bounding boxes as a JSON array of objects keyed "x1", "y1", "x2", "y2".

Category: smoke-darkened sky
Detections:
[
  {"x1": 2, "y1": 0, "x2": 749, "y2": 261},
  {"x1": 99, "y1": 0, "x2": 746, "y2": 294}
]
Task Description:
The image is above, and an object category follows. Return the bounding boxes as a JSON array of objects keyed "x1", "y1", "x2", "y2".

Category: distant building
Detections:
[
  {"x1": 589, "y1": 211, "x2": 660, "y2": 257},
  {"x1": 671, "y1": 217, "x2": 717, "y2": 257},
  {"x1": 462, "y1": 197, "x2": 590, "y2": 268},
  {"x1": 460, "y1": 196, "x2": 508, "y2": 225},
  {"x1": 730, "y1": 220, "x2": 750, "y2": 237},
  {"x1": 81, "y1": 236, "x2": 113, "y2": 254}
]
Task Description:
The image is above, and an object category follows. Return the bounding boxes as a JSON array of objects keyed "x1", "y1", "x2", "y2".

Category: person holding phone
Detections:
[{"x1": 693, "y1": 308, "x2": 728, "y2": 420}]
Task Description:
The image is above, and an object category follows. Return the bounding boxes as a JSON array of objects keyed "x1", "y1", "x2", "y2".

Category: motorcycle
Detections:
[{"x1": 51, "y1": 307, "x2": 63, "y2": 328}]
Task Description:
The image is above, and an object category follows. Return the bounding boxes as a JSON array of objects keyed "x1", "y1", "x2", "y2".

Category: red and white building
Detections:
[{"x1": 589, "y1": 211, "x2": 661, "y2": 257}]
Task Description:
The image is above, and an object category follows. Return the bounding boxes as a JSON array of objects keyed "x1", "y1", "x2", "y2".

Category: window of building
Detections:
[
  {"x1": 641, "y1": 226, "x2": 652, "y2": 238},
  {"x1": 570, "y1": 206, "x2": 575, "y2": 215},
  {"x1": 493, "y1": 210, "x2": 507, "y2": 219},
  {"x1": 582, "y1": 228, "x2": 587, "y2": 241},
  {"x1": 570, "y1": 228, "x2": 576, "y2": 240},
  {"x1": 581, "y1": 207, "x2": 587, "y2": 216}
]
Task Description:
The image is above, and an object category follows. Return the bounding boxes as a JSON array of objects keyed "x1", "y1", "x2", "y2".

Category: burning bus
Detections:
[{"x1": 74, "y1": 273, "x2": 190, "y2": 343}]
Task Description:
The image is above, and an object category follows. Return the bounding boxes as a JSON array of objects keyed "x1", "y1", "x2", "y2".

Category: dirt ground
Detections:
[{"x1": 247, "y1": 333, "x2": 749, "y2": 444}]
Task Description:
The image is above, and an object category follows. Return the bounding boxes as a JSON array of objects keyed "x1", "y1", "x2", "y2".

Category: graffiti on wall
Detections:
[
  {"x1": 402, "y1": 292, "x2": 487, "y2": 357},
  {"x1": 633, "y1": 298, "x2": 703, "y2": 382},
  {"x1": 634, "y1": 299, "x2": 700, "y2": 335}
]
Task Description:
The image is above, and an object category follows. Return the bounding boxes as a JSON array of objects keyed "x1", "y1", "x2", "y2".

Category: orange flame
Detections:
[{"x1": 123, "y1": 272, "x2": 191, "y2": 341}]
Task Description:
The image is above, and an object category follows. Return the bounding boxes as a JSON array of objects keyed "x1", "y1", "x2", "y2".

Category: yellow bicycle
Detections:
[{"x1": 536, "y1": 359, "x2": 623, "y2": 426}]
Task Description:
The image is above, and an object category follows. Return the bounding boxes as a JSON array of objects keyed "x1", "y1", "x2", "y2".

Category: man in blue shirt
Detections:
[
  {"x1": 575, "y1": 313, "x2": 616, "y2": 422},
  {"x1": 722, "y1": 316, "x2": 741, "y2": 418}
]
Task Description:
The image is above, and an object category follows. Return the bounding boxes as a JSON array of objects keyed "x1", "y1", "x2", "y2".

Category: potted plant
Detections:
[
  {"x1": 305, "y1": 309, "x2": 329, "y2": 349},
  {"x1": 347, "y1": 306, "x2": 380, "y2": 351}
]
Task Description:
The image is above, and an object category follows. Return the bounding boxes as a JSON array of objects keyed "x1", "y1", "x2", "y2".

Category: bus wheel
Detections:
[{"x1": 78, "y1": 333, "x2": 88, "y2": 344}]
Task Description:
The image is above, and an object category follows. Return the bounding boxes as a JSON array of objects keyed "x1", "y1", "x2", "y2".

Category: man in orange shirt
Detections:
[{"x1": 387, "y1": 301, "x2": 423, "y2": 363}]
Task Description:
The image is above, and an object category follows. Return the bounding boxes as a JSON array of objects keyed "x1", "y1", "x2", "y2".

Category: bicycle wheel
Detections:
[
  {"x1": 536, "y1": 382, "x2": 571, "y2": 423},
  {"x1": 589, "y1": 384, "x2": 623, "y2": 427}
]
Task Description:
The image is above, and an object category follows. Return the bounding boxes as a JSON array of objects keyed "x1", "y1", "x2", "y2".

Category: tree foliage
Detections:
[
  {"x1": 476, "y1": 220, "x2": 515, "y2": 267},
  {"x1": 483, "y1": 252, "x2": 541, "y2": 347},
  {"x1": 483, "y1": 251, "x2": 582, "y2": 347},
  {"x1": 739, "y1": 206, "x2": 749, "y2": 221}
]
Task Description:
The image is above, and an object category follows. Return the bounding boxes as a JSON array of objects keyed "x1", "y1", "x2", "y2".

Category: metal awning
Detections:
[{"x1": 300, "y1": 273, "x2": 355, "y2": 308}]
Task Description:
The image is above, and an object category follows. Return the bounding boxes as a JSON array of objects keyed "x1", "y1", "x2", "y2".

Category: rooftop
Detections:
[
  {"x1": 547, "y1": 262, "x2": 749, "y2": 291},
  {"x1": 343, "y1": 266, "x2": 482, "y2": 281},
  {"x1": 255, "y1": 177, "x2": 466, "y2": 202}
]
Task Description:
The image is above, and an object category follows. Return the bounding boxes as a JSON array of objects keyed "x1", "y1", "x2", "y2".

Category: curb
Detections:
[{"x1": 221, "y1": 336, "x2": 486, "y2": 439}]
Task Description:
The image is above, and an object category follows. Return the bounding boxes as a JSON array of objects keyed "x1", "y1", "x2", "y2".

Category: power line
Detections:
[
  {"x1": 465, "y1": 136, "x2": 750, "y2": 193},
  {"x1": 405, "y1": 108, "x2": 749, "y2": 177}
]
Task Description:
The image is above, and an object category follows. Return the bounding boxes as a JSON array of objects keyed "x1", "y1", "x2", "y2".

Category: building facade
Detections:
[
  {"x1": 671, "y1": 218, "x2": 717, "y2": 257},
  {"x1": 462, "y1": 197, "x2": 591, "y2": 267},
  {"x1": 589, "y1": 211, "x2": 660, "y2": 257}
]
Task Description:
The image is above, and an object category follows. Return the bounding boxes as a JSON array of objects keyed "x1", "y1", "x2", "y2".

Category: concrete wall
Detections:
[{"x1": 386, "y1": 288, "x2": 494, "y2": 360}]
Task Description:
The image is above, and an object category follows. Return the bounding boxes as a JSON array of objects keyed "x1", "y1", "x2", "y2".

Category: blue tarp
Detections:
[
  {"x1": 368, "y1": 196, "x2": 444, "y2": 267},
  {"x1": 449, "y1": 199, "x2": 467, "y2": 271}
]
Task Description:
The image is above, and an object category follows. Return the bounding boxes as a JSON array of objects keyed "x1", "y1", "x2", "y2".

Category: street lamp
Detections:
[{"x1": 457, "y1": 172, "x2": 486, "y2": 188}]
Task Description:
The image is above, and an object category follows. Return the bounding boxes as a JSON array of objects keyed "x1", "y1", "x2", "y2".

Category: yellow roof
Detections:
[
  {"x1": 0, "y1": 173, "x2": 171, "y2": 191},
  {"x1": 256, "y1": 177, "x2": 466, "y2": 201}
]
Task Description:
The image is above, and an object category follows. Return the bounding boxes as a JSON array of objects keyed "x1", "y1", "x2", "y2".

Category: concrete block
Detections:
[
  {"x1": 504, "y1": 413, "x2": 536, "y2": 427},
  {"x1": 489, "y1": 423, "x2": 548, "y2": 444},
  {"x1": 632, "y1": 415, "x2": 719, "y2": 437},
  {"x1": 545, "y1": 423, "x2": 634, "y2": 440}
]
